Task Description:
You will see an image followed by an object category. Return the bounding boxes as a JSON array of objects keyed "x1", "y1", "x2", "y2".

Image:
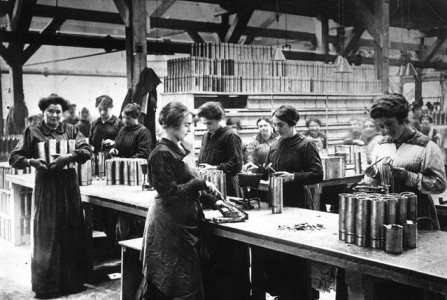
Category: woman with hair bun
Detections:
[
  {"x1": 109, "y1": 103, "x2": 152, "y2": 159},
  {"x1": 247, "y1": 105, "x2": 323, "y2": 300},
  {"x1": 140, "y1": 102, "x2": 225, "y2": 300},
  {"x1": 9, "y1": 94, "x2": 92, "y2": 298}
]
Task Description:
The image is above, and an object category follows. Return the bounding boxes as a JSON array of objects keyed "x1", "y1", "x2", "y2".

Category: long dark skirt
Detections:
[{"x1": 32, "y1": 169, "x2": 87, "y2": 294}]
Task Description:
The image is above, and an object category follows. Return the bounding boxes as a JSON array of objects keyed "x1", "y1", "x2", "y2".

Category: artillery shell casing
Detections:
[
  {"x1": 129, "y1": 160, "x2": 137, "y2": 186},
  {"x1": 98, "y1": 152, "x2": 105, "y2": 179},
  {"x1": 370, "y1": 199, "x2": 385, "y2": 249},
  {"x1": 384, "y1": 197, "x2": 398, "y2": 225},
  {"x1": 398, "y1": 195, "x2": 408, "y2": 225},
  {"x1": 355, "y1": 197, "x2": 370, "y2": 247},
  {"x1": 106, "y1": 160, "x2": 113, "y2": 185},
  {"x1": 58, "y1": 139, "x2": 68, "y2": 155},
  {"x1": 384, "y1": 224, "x2": 403, "y2": 254},
  {"x1": 137, "y1": 160, "x2": 144, "y2": 185},
  {"x1": 402, "y1": 193, "x2": 417, "y2": 223},
  {"x1": 68, "y1": 139, "x2": 76, "y2": 168},
  {"x1": 48, "y1": 139, "x2": 57, "y2": 163},
  {"x1": 345, "y1": 195, "x2": 356, "y2": 244},
  {"x1": 338, "y1": 193, "x2": 348, "y2": 241},
  {"x1": 403, "y1": 220, "x2": 417, "y2": 249},
  {"x1": 114, "y1": 159, "x2": 122, "y2": 184},
  {"x1": 86, "y1": 159, "x2": 92, "y2": 185},
  {"x1": 271, "y1": 176, "x2": 283, "y2": 214},
  {"x1": 79, "y1": 163, "x2": 88, "y2": 186},
  {"x1": 123, "y1": 159, "x2": 129, "y2": 185},
  {"x1": 36, "y1": 142, "x2": 46, "y2": 163}
]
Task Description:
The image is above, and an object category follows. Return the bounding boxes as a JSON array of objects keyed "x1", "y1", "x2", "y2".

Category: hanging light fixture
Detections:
[
  {"x1": 404, "y1": 62, "x2": 418, "y2": 77},
  {"x1": 272, "y1": 0, "x2": 285, "y2": 61},
  {"x1": 334, "y1": 0, "x2": 352, "y2": 73}
]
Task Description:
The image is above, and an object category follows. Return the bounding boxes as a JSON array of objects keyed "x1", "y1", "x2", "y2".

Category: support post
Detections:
[
  {"x1": 315, "y1": 14, "x2": 329, "y2": 55},
  {"x1": 375, "y1": 0, "x2": 390, "y2": 93},
  {"x1": 9, "y1": 63, "x2": 27, "y2": 132}
]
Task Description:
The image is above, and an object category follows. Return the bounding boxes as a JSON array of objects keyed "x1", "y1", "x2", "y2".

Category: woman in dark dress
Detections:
[
  {"x1": 247, "y1": 105, "x2": 324, "y2": 300},
  {"x1": 109, "y1": 103, "x2": 152, "y2": 159},
  {"x1": 140, "y1": 102, "x2": 224, "y2": 300},
  {"x1": 9, "y1": 95, "x2": 92, "y2": 299}
]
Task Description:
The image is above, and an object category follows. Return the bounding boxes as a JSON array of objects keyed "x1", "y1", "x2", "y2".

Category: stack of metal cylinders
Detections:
[
  {"x1": 338, "y1": 192, "x2": 418, "y2": 251},
  {"x1": 105, "y1": 158, "x2": 146, "y2": 186},
  {"x1": 92, "y1": 152, "x2": 106, "y2": 179},
  {"x1": 198, "y1": 169, "x2": 227, "y2": 200},
  {"x1": 36, "y1": 139, "x2": 77, "y2": 168},
  {"x1": 334, "y1": 145, "x2": 367, "y2": 174}
]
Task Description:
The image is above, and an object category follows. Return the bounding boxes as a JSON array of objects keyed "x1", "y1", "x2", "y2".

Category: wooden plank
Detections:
[
  {"x1": 422, "y1": 34, "x2": 447, "y2": 62},
  {"x1": 113, "y1": 0, "x2": 130, "y2": 27},
  {"x1": 150, "y1": 0, "x2": 176, "y2": 17},
  {"x1": 223, "y1": 10, "x2": 253, "y2": 43},
  {"x1": 186, "y1": 30, "x2": 204, "y2": 43},
  {"x1": 244, "y1": 12, "x2": 276, "y2": 44},
  {"x1": 342, "y1": 25, "x2": 365, "y2": 57},
  {"x1": 350, "y1": 0, "x2": 382, "y2": 47},
  {"x1": 315, "y1": 14, "x2": 329, "y2": 55}
]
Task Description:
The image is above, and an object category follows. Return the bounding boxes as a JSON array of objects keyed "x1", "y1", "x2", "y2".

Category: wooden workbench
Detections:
[{"x1": 7, "y1": 174, "x2": 447, "y2": 300}]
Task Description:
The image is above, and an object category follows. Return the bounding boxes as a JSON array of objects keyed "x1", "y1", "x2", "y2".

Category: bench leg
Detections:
[
  {"x1": 345, "y1": 269, "x2": 376, "y2": 300},
  {"x1": 121, "y1": 246, "x2": 143, "y2": 300},
  {"x1": 83, "y1": 203, "x2": 94, "y2": 283}
]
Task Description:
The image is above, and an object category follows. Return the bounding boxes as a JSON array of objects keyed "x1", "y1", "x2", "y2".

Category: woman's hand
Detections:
[
  {"x1": 392, "y1": 167, "x2": 409, "y2": 182},
  {"x1": 242, "y1": 162, "x2": 258, "y2": 172},
  {"x1": 205, "y1": 181, "x2": 223, "y2": 199},
  {"x1": 274, "y1": 171, "x2": 295, "y2": 182},
  {"x1": 364, "y1": 165, "x2": 379, "y2": 178},
  {"x1": 102, "y1": 139, "x2": 115, "y2": 147},
  {"x1": 28, "y1": 158, "x2": 48, "y2": 171},
  {"x1": 48, "y1": 154, "x2": 73, "y2": 170},
  {"x1": 199, "y1": 163, "x2": 217, "y2": 170},
  {"x1": 109, "y1": 148, "x2": 119, "y2": 156},
  {"x1": 215, "y1": 199, "x2": 230, "y2": 208}
]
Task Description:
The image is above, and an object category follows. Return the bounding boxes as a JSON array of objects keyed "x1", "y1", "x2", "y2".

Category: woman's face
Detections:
[
  {"x1": 421, "y1": 117, "x2": 431, "y2": 126},
  {"x1": 258, "y1": 120, "x2": 272, "y2": 136},
  {"x1": 200, "y1": 117, "x2": 220, "y2": 133},
  {"x1": 375, "y1": 116, "x2": 405, "y2": 140},
  {"x1": 170, "y1": 113, "x2": 192, "y2": 142},
  {"x1": 307, "y1": 121, "x2": 320, "y2": 134},
  {"x1": 98, "y1": 105, "x2": 111, "y2": 120},
  {"x1": 121, "y1": 112, "x2": 137, "y2": 126},
  {"x1": 44, "y1": 104, "x2": 63, "y2": 128},
  {"x1": 272, "y1": 116, "x2": 293, "y2": 137},
  {"x1": 363, "y1": 120, "x2": 377, "y2": 136}
]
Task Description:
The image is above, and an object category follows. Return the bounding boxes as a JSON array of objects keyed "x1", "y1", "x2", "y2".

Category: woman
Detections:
[
  {"x1": 89, "y1": 95, "x2": 123, "y2": 154},
  {"x1": 9, "y1": 94, "x2": 92, "y2": 298},
  {"x1": 76, "y1": 107, "x2": 92, "y2": 138},
  {"x1": 140, "y1": 102, "x2": 224, "y2": 300},
  {"x1": 361, "y1": 118, "x2": 383, "y2": 164},
  {"x1": 365, "y1": 94, "x2": 446, "y2": 300},
  {"x1": 304, "y1": 118, "x2": 327, "y2": 151},
  {"x1": 245, "y1": 117, "x2": 278, "y2": 166},
  {"x1": 420, "y1": 114, "x2": 440, "y2": 145},
  {"x1": 247, "y1": 105, "x2": 323, "y2": 300},
  {"x1": 109, "y1": 103, "x2": 152, "y2": 159}
]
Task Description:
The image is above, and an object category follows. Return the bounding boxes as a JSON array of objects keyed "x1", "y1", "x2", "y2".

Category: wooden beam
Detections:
[
  {"x1": 342, "y1": 25, "x2": 365, "y2": 56},
  {"x1": 21, "y1": 17, "x2": 66, "y2": 64},
  {"x1": 349, "y1": 0, "x2": 382, "y2": 47},
  {"x1": 0, "y1": 43, "x2": 13, "y2": 65},
  {"x1": 150, "y1": 0, "x2": 176, "y2": 17},
  {"x1": 33, "y1": 4, "x2": 123, "y2": 25},
  {"x1": 186, "y1": 30, "x2": 204, "y2": 43},
  {"x1": 244, "y1": 12, "x2": 276, "y2": 44},
  {"x1": 422, "y1": 34, "x2": 447, "y2": 62},
  {"x1": 224, "y1": 10, "x2": 253, "y2": 43},
  {"x1": 113, "y1": 0, "x2": 130, "y2": 27},
  {"x1": 315, "y1": 15, "x2": 329, "y2": 55},
  {"x1": 9, "y1": 64, "x2": 27, "y2": 132}
]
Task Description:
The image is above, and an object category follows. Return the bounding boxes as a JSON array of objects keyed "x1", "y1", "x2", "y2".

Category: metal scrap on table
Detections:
[{"x1": 278, "y1": 223, "x2": 326, "y2": 231}]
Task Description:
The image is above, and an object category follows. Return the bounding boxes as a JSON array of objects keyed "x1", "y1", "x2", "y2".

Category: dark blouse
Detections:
[
  {"x1": 89, "y1": 115, "x2": 123, "y2": 153},
  {"x1": 76, "y1": 119, "x2": 91, "y2": 138},
  {"x1": 114, "y1": 123, "x2": 152, "y2": 159},
  {"x1": 10, "y1": 121, "x2": 92, "y2": 168},
  {"x1": 198, "y1": 126, "x2": 243, "y2": 176},
  {"x1": 265, "y1": 133, "x2": 323, "y2": 207}
]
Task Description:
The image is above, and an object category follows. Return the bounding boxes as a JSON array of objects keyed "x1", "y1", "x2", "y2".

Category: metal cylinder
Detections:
[
  {"x1": 123, "y1": 159, "x2": 129, "y2": 185},
  {"x1": 355, "y1": 197, "x2": 370, "y2": 247},
  {"x1": 219, "y1": 171, "x2": 227, "y2": 200},
  {"x1": 384, "y1": 197, "x2": 398, "y2": 225},
  {"x1": 384, "y1": 224, "x2": 403, "y2": 254},
  {"x1": 354, "y1": 151, "x2": 362, "y2": 174},
  {"x1": 345, "y1": 195, "x2": 356, "y2": 244},
  {"x1": 87, "y1": 159, "x2": 92, "y2": 185},
  {"x1": 36, "y1": 142, "x2": 46, "y2": 163},
  {"x1": 403, "y1": 220, "x2": 417, "y2": 249},
  {"x1": 271, "y1": 176, "x2": 283, "y2": 214},
  {"x1": 137, "y1": 159, "x2": 144, "y2": 185},
  {"x1": 98, "y1": 152, "x2": 105, "y2": 179},
  {"x1": 370, "y1": 198, "x2": 385, "y2": 249},
  {"x1": 398, "y1": 194, "x2": 408, "y2": 225},
  {"x1": 338, "y1": 193, "x2": 348, "y2": 241},
  {"x1": 48, "y1": 139, "x2": 57, "y2": 163},
  {"x1": 68, "y1": 139, "x2": 76, "y2": 168},
  {"x1": 129, "y1": 160, "x2": 137, "y2": 186},
  {"x1": 402, "y1": 192, "x2": 417, "y2": 223},
  {"x1": 106, "y1": 159, "x2": 113, "y2": 185},
  {"x1": 114, "y1": 159, "x2": 122, "y2": 185},
  {"x1": 58, "y1": 139, "x2": 68, "y2": 155}
]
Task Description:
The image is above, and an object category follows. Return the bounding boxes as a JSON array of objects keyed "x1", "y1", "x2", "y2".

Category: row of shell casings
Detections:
[
  {"x1": 105, "y1": 158, "x2": 146, "y2": 186},
  {"x1": 92, "y1": 152, "x2": 106, "y2": 179},
  {"x1": 0, "y1": 136, "x2": 20, "y2": 156},
  {"x1": 198, "y1": 169, "x2": 227, "y2": 200},
  {"x1": 339, "y1": 192, "x2": 418, "y2": 250},
  {"x1": 36, "y1": 139, "x2": 76, "y2": 167}
]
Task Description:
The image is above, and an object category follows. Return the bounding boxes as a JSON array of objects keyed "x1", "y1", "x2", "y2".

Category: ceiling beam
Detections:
[
  {"x1": 21, "y1": 17, "x2": 66, "y2": 64},
  {"x1": 33, "y1": 4, "x2": 123, "y2": 25},
  {"x1": 422, "y1": 33, "x2": 447, "y2": 62},
  {"x1": 349, "y1": 0, "x2": 382, "y2": 47},
  {"x1": 0, "y1": 30, "x2": 191, "y2": 54},
  {"x1": 341, "y1": 25, "x2": 365, "y2": 56},
  {"x1": 187, "y1": 31, "x2": 204, "y2": 43},
  {"x1": 150, "y1": 0, "x2": 176, "y2": 17},
  {"x1": 244, "y1": 12, "x2": 276, "y2": 44},
  {"x1": 113, "y1": 0, "x2": 130, "y2": 27},
  {"x1": 223, "y1": 10, "x2": 253, "y2": 43}
]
